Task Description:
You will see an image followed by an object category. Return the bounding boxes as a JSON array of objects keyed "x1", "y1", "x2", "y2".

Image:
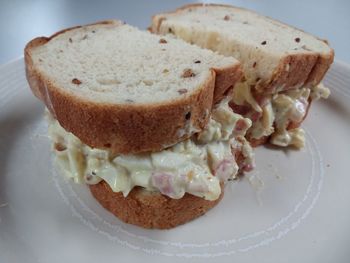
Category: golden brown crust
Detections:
[
  {"x1": 89, "y1": 181, "x2": 224, "y2": 229},
  {"x1": 151, "y1": 3, "x2": 334, "y2": 93},
  {"x1": 213, "y1": 63, "x2": 243, "y2": 102},
  {"x1": 305, "y1": 48, "x2": 334, "y2": 86},
  {"x1": 261, "y1": 53, "x2": 319, "y2": 93},
  {"x1": 258, "y1": 51, "x2": 334, "y2": 93},
  {"x1": 24, "y1": 20, "x2": 242, "y2": 154}
]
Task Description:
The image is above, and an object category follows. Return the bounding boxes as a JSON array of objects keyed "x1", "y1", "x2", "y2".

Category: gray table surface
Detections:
[{"x1": 0, "y1": 0, "x2": 349, "y2": 65}]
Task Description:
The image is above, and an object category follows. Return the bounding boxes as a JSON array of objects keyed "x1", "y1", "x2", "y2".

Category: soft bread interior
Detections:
[
  {"x1": 153, "y1": 5, "x2": 332, "y2": 85},
  {"x1": 30, "y1": 20, "x2": 238, "y2": 104}
]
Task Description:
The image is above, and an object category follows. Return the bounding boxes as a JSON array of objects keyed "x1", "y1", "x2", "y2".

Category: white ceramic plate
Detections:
[{"x1": 0, "y1": 59, "x2": 349, "y2": 263}]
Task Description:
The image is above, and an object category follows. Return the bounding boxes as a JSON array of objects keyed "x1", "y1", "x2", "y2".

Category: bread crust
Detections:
[
  {"x1": 151, "y1": 3, "x2": 334, "y2": 93},
  {"x1": 89, "y1": 181, "x2": 224, "y2": 229},
  {"x1": 24, "y1": 20, "x2": 242, "y2": 154}
]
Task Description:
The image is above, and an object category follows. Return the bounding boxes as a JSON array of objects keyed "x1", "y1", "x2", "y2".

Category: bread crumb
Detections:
[
  {"x1": 182, "y1": 69, "x2": 196, "y2": 78},
  {"x1": 224, "y1": 15, "x2": 230, "y2": 21},
  {"x1": 159, "y1": 38, "x2": 167, "y2": 44},
  {"x1": 72, "y1": 78, "x2": 82, "y2": 85}
]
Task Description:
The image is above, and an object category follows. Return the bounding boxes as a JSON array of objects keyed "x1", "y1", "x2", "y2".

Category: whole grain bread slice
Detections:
[
  {"x1": 151, "y1": 4, "x2": 334, "y2": 93},
  {"x1": 25, "y1": 20, "x2": 242, "y2": 154}
]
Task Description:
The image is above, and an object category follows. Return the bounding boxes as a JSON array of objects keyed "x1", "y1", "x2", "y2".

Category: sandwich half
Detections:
[
  {"x1": 25, "y1": 20, "x2": 253, "y2": 228},
  {"x1": 151, "y1": 4, "x2": 334, "y2": 148}
]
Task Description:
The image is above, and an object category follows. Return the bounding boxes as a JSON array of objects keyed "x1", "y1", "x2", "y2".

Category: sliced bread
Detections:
[
  {"x1": 151, "y1": 4, "x2": 334, "y2": 93},
  {"x1": 89, "y1": 181, "x2": 224, "y2": 229},
  {"x1": 25, "y1": 20, "x2": 242, "y2": 154}
]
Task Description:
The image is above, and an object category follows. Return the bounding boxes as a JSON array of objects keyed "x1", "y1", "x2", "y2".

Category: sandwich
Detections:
[
  {"x1": 24, "y1": 20, "x2": 254, "y2": 229},
  {"x1": 151, "y1": 4, "x2": 334, "y2": 148}
]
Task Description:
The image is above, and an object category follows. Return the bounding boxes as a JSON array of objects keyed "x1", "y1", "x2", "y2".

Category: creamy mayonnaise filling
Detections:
[
  {"x1": 231, "y1": 82, "x2": 330, "y2": 148},
  {"x1": 48, "y1": 100, "x2": 254, "y2": 201}
]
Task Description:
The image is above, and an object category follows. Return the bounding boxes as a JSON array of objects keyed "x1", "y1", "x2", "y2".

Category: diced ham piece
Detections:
[
  {"x1": 151, "y1": 172, "x2": 175, "y2": 196},
  {"x1": 235, "y1": 119, "x2": 248, "y2": 133},
  {"x1": 229, "y1": 101, "x2": 251, "y2": 115},
  {"x1": 215, "y1": 158, "x2": 236, "y2": 181}
]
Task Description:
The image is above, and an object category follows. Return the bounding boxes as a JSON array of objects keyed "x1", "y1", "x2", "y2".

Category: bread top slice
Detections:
[
  {"x1": 151, "y1": 4, "x2": 334, "y2": 93},
  {"x1": 25, "y1": 20, "x2": 242, "y2": 154}
]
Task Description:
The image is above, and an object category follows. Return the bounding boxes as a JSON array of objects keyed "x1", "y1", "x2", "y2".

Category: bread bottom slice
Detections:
[{"x1": 89, "y1": 181, "x2": 224, "y2": 229}]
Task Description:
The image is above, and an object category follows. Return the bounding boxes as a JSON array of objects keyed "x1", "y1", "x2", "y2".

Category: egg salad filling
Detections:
[
  {"x1": 47, "y1": 99, "x2": 254, "y2": 201},
  {"x1": 231, "y1": 82, "x2": 330, "y2": 148}
]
